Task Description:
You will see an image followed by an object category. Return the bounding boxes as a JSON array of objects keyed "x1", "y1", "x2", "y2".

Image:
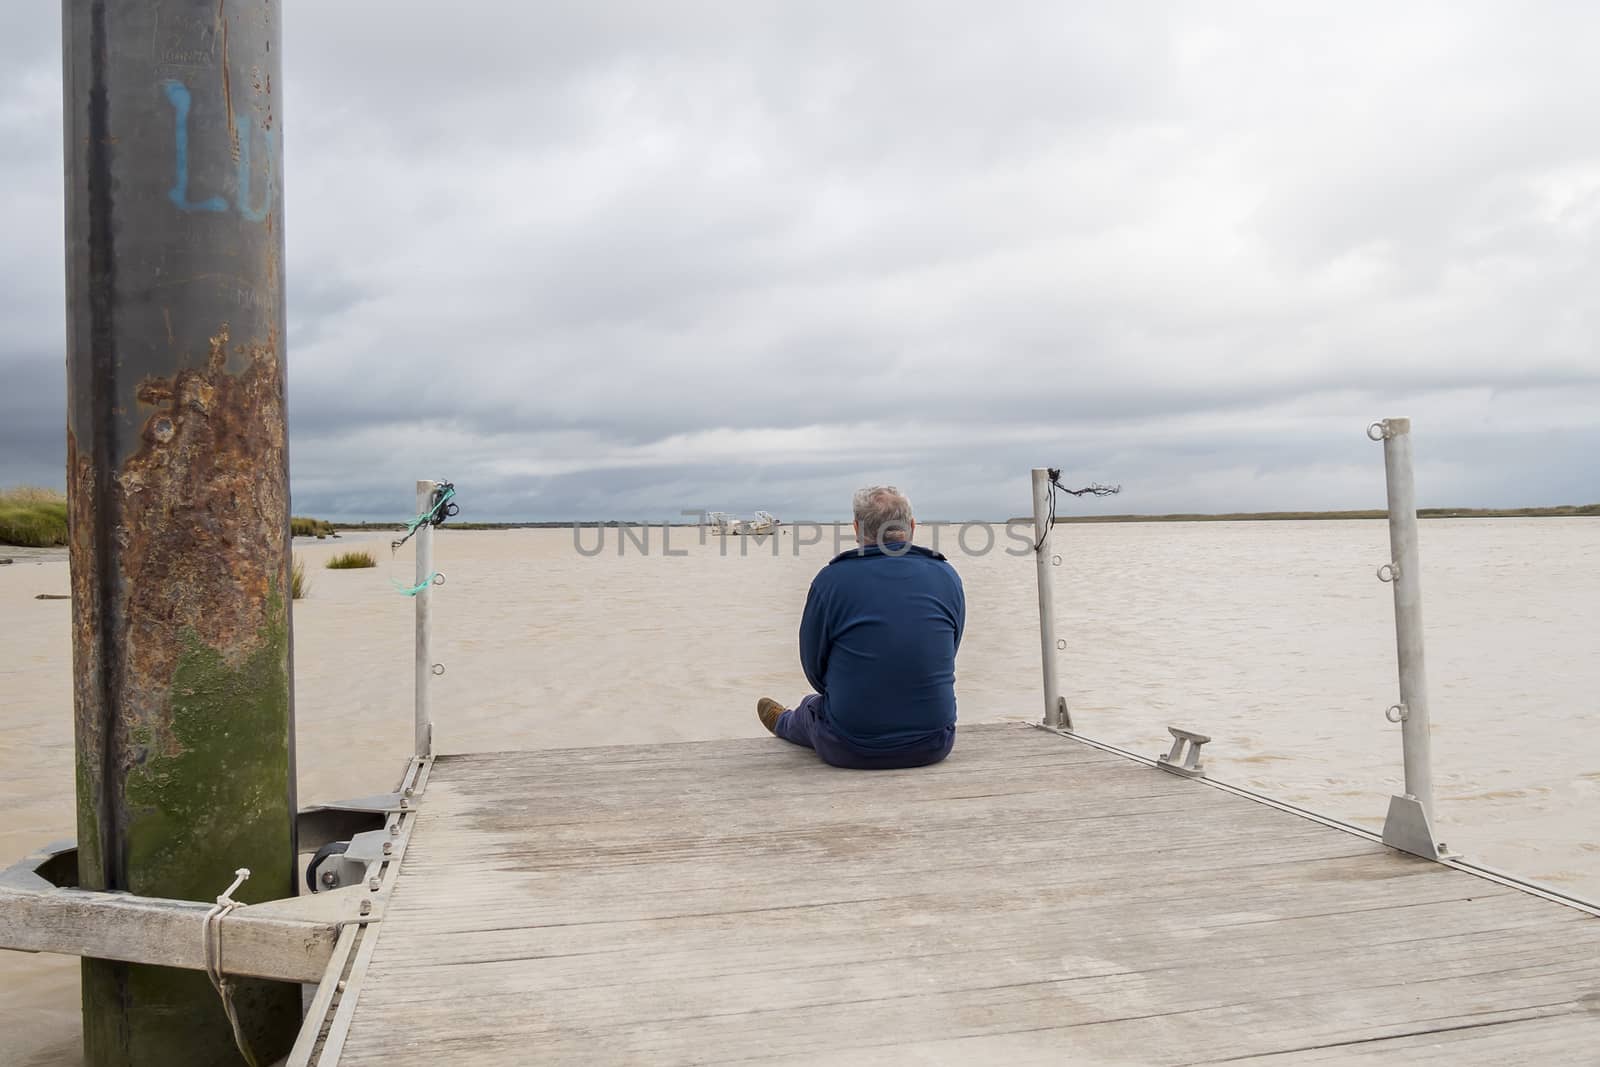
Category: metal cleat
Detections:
[{"x1": 1156, "y1": 727, "x2": 1210, "y2": 779}]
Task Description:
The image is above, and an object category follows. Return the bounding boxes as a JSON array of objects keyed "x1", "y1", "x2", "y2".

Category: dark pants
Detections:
[{"x1": 775, "y1": 694, "x2": 955, "y2": 770}]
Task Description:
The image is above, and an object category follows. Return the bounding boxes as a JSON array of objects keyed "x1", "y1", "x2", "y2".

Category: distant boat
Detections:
[
  {"x1": 743, "y1": 511, "x2": 781, "y2": 535},
  {"x1": 704, "y1": 511, "x2": 781, "y2": 535}
]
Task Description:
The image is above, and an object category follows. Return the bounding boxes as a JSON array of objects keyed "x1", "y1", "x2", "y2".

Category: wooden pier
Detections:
[{"x1": 293, "y1": 723, "x2": 1600, "y2": 1065}]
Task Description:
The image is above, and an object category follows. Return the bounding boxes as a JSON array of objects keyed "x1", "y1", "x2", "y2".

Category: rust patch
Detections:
[
  {"x1": 67, "y1": 430, "x2": 107, "y2": 889},
  {"x1": 114, "y1": 324, "x2": 289, "y2": 764},
  {"x1": 218, "y1": 0, "x2": 238, "y2": 163}
]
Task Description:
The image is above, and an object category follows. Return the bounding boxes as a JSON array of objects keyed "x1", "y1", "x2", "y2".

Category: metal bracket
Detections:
[
  {"x1": 1054, "y1": 696, "x2": 1072, "y2": 732},
  {"x1": 297, "y1": 794, "x2": 410, "y2": 853},
  {"x1": 308, "y1": 792, "x2": 409, "y2": 814},
  {"x1": 1156, "y1": 727, "x2": 1210, "y2": 778},
  {"x1": 1381, "y1": 794, "x2": 1444, "y2": 860},
  {"x1": 0, "y1": 840, "x2": 78, "y2": 892},
  {"x1": 309, "y1": 829, "x2": 392, "y2": 893}
]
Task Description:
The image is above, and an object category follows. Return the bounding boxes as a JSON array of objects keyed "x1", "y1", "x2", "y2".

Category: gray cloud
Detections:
[{"x1": 3, "y1": 2, "x2": 1598, "y2": 521}]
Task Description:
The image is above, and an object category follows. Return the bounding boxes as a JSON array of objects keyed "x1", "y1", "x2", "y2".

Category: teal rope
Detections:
[
  {"x1": 393, "y1": 573, "x2": 437, "y2": 597},
  {"x1": 401, "y1": 486, "x2": 455, "y2": 539},
  {"x1": 391, "y1": 485, "x2": 456, "y2": 595}
]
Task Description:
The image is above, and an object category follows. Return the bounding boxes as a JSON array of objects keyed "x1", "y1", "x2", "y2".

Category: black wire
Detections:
[
  {"x1": 1034, "y1": 470, "x2": 1121, "y2": 552},
  {"x1": 1034, "y1": 468, "x2": 1061, "y2": 552},
  {"x1": 434, "y1": 481, "x2": 459, "y2": 522}
]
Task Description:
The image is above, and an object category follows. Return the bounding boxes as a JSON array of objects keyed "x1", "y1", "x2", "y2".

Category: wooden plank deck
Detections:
[{"x1": 326, "y1": 724, "x2": 1600, "y2": 1065}]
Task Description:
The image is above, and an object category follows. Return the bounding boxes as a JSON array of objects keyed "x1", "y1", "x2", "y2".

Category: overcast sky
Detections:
[{"x1": 2, "y1": 2, "x2": 1597, "y2": 520}]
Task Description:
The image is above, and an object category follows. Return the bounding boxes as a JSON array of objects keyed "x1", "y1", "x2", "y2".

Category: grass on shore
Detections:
[
  {"x1": 291, "y1": 556, "x2": 309, "y2": 599},
  {"x1": 325, "y1": 550, "x2": 377, "y2": 570},
  {"x1": 292, "y1": 516, "x2": 338, "y2": 539},
  {"x1": 0, "y1": 487, "x2": 69, "y2": 547}
]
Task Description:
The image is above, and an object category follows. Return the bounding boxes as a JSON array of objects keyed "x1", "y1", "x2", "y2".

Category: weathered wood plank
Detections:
[
  {"x1": 336, "y1": 973, "x2": 1598, "y2": 1066},
  {"x1": 362, "y1": 888, "x2": 1571, "y2": 981},
  {"x1": 0, "y1": 886, "x2": 338, "y2": 983},
  {"x1": 367, "y1": 851, "x2": 1519, "y2": 951},
  {"x1": 356, "y1": 922, "x2": 1597, "y2": 1029},
  {"x1": 1220, "y1": 1006, "x2": 1600, "y2": 1063}
]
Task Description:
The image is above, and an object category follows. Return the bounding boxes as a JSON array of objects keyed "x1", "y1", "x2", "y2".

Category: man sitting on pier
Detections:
[{"x1": 757, "y1": 486, "x2": 964, "y2": 769}]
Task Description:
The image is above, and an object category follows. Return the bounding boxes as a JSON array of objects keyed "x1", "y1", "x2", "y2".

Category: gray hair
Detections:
[{"x1": 853, "y1": 485, "x2": 914, "y2": 543}]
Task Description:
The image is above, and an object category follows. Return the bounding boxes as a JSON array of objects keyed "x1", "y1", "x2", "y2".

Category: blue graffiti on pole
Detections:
[
  {"x1": 162, "y1": 80, "x2": 228, "y2": 213},
  {"x1": 161, "y1": 78, "x2": 274, "y2": 221},
  {"x1": 235, "y1": 119, "x2": 275, "y2": 223}
]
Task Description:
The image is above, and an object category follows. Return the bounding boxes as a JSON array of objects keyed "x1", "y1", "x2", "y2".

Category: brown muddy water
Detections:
[{"x1": 2, "y1": 519, "x2": 1597, "y2": 1063}]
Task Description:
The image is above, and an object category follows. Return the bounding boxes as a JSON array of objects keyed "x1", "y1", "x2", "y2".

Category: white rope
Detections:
[{"x1": 203, "y1": 867, "x2": 259, "y2": 1067}]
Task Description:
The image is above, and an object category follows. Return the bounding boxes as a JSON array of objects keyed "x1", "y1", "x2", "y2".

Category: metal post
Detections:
[
  {"x1": 1032, "y1": 469, "x2": 1070, "y2": 730},
  {"x1": 62, "y1": 2, "x2": 299, "y2": 1062},
  {"x1": 415, "y1": 480, "x2": 437, "y2": 757},
  {"x1": 1369, "y1": 417, "x2": 1442, "y2": 859}
]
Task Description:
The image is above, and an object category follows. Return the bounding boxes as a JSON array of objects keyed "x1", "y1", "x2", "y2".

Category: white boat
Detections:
[
  {"x1": 742, "y1": 510, "x2": 780, "y2": 535},
  {"x1": 705, "y1": 511, "x2": 780, "y2": 535}
]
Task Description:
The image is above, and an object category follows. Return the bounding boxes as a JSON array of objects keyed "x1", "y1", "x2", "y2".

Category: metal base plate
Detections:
[
  {"x1": 1156, "y1": 757, "x2": 1206, "y2": 779},
  {"x1": 1381, "y1": 794, "x2": 1441, "y2": 860}
]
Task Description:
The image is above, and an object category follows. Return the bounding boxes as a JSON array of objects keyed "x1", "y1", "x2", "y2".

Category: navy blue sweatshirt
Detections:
[{"x1": 799, "y1": 542, "x2": 965, "y2": 750}]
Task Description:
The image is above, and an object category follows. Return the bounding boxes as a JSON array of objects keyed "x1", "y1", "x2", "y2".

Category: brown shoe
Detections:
[{"x1": 756, "y1": 697, "x2": 787, "y2": 735}]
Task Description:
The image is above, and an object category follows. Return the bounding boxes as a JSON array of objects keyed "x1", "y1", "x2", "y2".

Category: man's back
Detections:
[{"x1": 799, "y1": 543, "x2": 965, "y2": 750}]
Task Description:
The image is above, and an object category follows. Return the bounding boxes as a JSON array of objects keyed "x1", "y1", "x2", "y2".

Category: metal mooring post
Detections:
[
  {"x1": 62, "y1": 2, "x2": 300, "y2": 1063},
  {"x1": 415, "y1": 480, "x2": 437, "y2": 757},
  {"x1": 1031, "y1": 469, "x2": 1070, "y2": 729},
  {"x1": 1369, "y1": 418, "x2": 1443, "y2": 860}
]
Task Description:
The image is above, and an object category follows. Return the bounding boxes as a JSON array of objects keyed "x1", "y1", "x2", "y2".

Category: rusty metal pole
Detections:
[{"x1": 62, "y1": 2, "x2": 299, "y2": 1063}]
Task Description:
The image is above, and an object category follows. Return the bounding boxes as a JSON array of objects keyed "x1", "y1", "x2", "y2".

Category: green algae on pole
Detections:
[{"x1": 62, "y1": 1, "x2": 298, "y2": 1062}]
